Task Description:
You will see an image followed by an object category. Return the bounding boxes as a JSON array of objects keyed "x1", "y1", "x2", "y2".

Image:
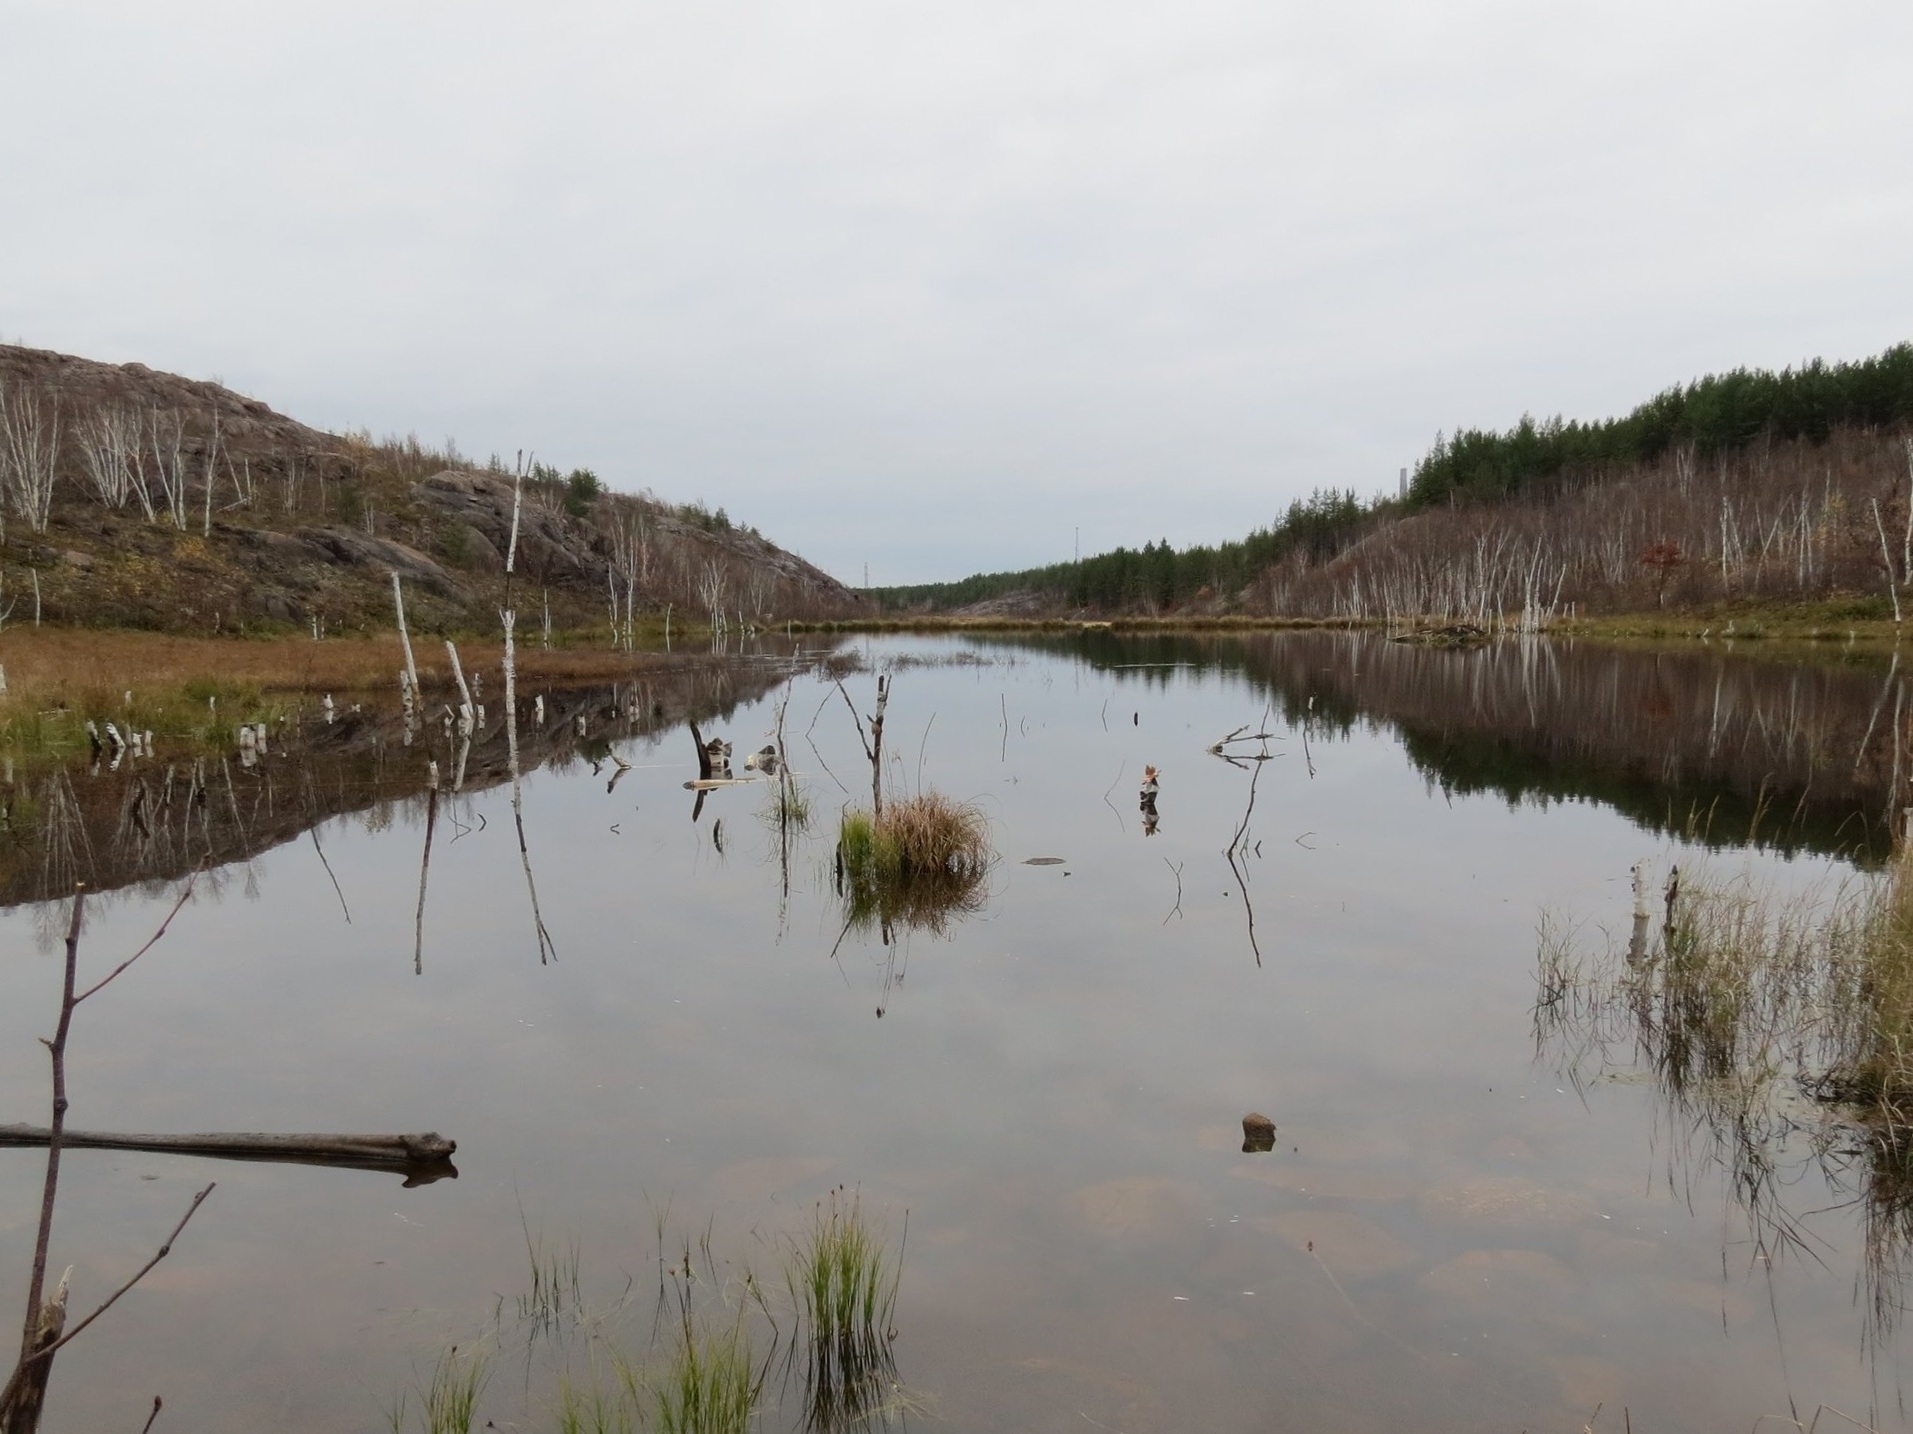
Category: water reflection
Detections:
[
  {"x1": 9, "y1": 630, "x2": 1913, "y2": 1431},
  {"x1": 998, "y1": 630, "x2": 1910, "y2": 862},
  {"x1": 0, "y1": 645, "x2": 845, "y2": 913},
  {"x1": 1211, "y1": 716, "x2": 1277, "y2": 967}
]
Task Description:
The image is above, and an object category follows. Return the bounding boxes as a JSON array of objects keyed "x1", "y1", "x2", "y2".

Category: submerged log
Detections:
[{"x1": 0, "y1": 1125, "x2": 454, "y2": 1169}]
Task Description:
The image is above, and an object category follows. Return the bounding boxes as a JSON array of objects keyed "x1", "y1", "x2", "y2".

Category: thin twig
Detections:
[
  {"x1": 75, "y1": 870, "x2": 199, "y2": 1005},
  {"x1": 1162, "y1": 860, "x2": 1184, "y2": 924},
  {"x1": 1208, "y1": 724, "x2": 1248, "y2": 751},
  {"x1": 835, "y1": 680, "x2": 875, "y2": 764},
  {"x1": 915, "y1": 711, "x2": 936, "y2": 796},
  {"x1": 16, "y1": 887, "x2": 84, "y2": 1372},
  {"x1": 1101, "y1": 762, "x2": 1127, "y2": 832},
  {"x1": 804, "y1": 685, "x2": 836, "y2": 742},
  {"x1": 309, "y1": 826, "x2": 352, "y2": 924},
  {"x1": 140, "y1": 1397, "x2": 162, "y2": 1434}
]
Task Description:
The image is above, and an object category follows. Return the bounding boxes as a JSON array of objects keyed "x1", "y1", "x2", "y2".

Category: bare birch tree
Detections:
[
  {"x1": 74, "y1": 406, "x2": 147, "y2": 514},
  {"x1": 0, "y1": 383, "x2": 61, "y2": 533},
  {"x1": 147, "y1": 409, "x2": 190, "y2": 528}
]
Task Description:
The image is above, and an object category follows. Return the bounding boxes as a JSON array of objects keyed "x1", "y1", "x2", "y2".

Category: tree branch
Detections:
[
  {"x1": 3, "y1": 1182, "x2": 214, "y2": 1394},
  {"x1": 74, "y1": 872, "x2": 197, "y2": 1005}
]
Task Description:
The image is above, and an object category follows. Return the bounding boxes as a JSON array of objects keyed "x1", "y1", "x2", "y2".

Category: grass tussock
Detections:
[
  {"x1": 763, "y1": 781, "x2": 812, "y2": 833},
  {"x1": 836, "y1": 793, "x2": 991, "y2": 934},
  {"x1": 555, "y1": 1370, "x2": 644, "y2": 1434},
  {"x1": 785, "y1": 1189, "x2": 903, "y2": 1432},
  {"x1": 654, "y1": 1323, "x2": 758, "y2": 1434},
  {"x1": 391, "y1": 1195, "x2": 916, "y2": 1434},
  {"x1": 389, "y1": 1345, "x2": 491, "y2": 1434}
]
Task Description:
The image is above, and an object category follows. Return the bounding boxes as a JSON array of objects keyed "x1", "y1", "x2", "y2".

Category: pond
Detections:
[{"x1": 1, "y1": 630, "x2": 1909, "y2": 1432}]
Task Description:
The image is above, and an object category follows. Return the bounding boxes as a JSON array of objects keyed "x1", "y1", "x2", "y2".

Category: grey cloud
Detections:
[{"x1": 3, "y1": 2, "x2": 1911, "y2": 582}]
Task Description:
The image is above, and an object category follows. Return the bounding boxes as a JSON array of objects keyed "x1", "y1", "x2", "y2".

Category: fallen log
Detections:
[{"x1": 0, "y1": 1126, "x2": 456, "y2": 1184}]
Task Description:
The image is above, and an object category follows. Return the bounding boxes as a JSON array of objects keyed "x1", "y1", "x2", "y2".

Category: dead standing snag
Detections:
[{"x1": 836, "y1": 675, "x2": 889, "y2": 816}]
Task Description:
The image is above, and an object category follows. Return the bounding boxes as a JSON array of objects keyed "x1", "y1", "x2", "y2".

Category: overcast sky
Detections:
[{"x1": 3, "y1": 4, "x2": 1910, "y2": 585}]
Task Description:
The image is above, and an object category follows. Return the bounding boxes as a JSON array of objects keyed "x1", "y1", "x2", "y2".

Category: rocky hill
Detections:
[{"x1": 0, "y1": 344, "x2": 861, "y2": 635}]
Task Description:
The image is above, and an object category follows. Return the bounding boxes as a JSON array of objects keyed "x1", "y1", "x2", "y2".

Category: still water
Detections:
[{"x1": 1, "y1": 631, "x2": 1908, "y2": 1432}]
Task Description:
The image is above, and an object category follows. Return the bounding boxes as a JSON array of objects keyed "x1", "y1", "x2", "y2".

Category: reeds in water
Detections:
[
  {"x1": 554, "y1": 1369, "x2": 643, "y2": 1434},
  {"x1": 517, "y1": 1219, "x2": 584, "y2": 1338},
  {"x1": 1536, "y1": 851, "x2": 1913, "y2": 1327},
  {"x1": 1823, "y1": 843, "x2": 1913, "y2": 1114},
  {"x1": 654, "y1": 1323, "x2": 758, "y2": 1434},
  {"x1": 764, "y1": 781, "x2": 812, "y2": 832},
  {"x1": 784, "y1": 1189, "x2": 902, "y2": 1431},
  {"x1": 389, "y1": 1345, "x2": 491, "y2": 1434}
]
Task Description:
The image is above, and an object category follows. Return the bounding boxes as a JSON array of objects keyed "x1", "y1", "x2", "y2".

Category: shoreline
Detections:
[{"x1": 794, "y1": 599, "x2": 1912, "y2": 647}]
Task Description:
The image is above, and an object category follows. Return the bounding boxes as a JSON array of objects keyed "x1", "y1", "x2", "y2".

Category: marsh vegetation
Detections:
[
  {"x1": 835, "y1": 794, "x2": 991, "y2": 938},
  {"x1": 1536, "y1": 839, "x2": 1913, "y2": 1335},
  {"x1": 382, "y1": 1195, "x2": 906, "y2": 1434}
]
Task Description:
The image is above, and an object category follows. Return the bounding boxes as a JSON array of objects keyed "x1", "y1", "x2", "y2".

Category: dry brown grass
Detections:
[
  {"x1": 837, "y1": 793, "x2": 992, "y2": 935},
  {"x1": 0, "y1": 628, "x2": 685, "y2": 706},
  {"x1": 0, "y1": 629, "x2": 721, "y2": 757}
]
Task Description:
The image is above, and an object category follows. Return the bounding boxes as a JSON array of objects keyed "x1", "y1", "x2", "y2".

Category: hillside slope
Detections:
[
  {"x1": 0, "y1": 344, "x2": 860, "y2": 635},
  {"x1": 874, "y1": 344, "x2": 1913, "y2": 625}
]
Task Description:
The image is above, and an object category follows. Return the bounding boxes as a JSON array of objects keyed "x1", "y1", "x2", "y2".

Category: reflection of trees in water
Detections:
[
  {"x1": 0, "y1": 650, "x2": 827, "y2": 911},
  {"x1": 996, "y1": 629, "x2": 1911, "y2": 861}
]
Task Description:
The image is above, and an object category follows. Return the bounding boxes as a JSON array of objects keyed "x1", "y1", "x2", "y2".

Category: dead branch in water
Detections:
[
  {"x1": 835, "y1": 675, "x2": 889, "y2": 815},
  {"x1": 1208, "y1": 723, "x2": 1278, "y2": 754}
]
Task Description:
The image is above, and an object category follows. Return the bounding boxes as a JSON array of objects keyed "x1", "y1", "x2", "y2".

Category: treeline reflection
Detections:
[
  {"x1": 0, "y1": 647, "x2": 835, "y2": 910},
  {"x1": 1014, "y1": 630, "x2": 1910, "y2": 862}
]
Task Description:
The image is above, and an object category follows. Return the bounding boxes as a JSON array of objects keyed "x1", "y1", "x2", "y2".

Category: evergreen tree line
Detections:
[
  {"x1": 873, "y1": 342, "x2": 1913, "y2": 615},
  {"x1": 872, "y1": 488, "x2": 1364, "y2": 612},
  {"x1": 1409, "y1": 343, "x2": 1913, "y2": 507}
]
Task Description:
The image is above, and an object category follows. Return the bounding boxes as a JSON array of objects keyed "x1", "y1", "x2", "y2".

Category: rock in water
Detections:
[{"x1": 1242, "y1": 1112, "x2": 1276, "y2": 1152}]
